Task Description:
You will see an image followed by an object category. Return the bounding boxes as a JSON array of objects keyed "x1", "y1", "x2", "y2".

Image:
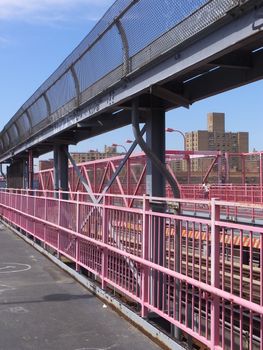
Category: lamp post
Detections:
[
  {"x1": 166, "y1": 127, "x2": 191, "y2": 184},
  {"x1": 165, "y1": 127, "x2": 186, "y2": 150},
  {"x1": 112, "y1": 143, "x2": 127, "y2": 153}
]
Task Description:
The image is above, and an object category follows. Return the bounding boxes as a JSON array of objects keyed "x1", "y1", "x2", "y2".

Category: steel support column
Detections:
[
  {"x1": 54, "y1": 146, "x2": 60, "y2": 193},
  {"x1": 6, "y1": 159, "x2": 26, "y2": 189},
  {"x1": 146, "y1": 109, "x2": 181, "y2": 338},
  {"x1": 59, "y1": 145, "x2": 69, "y2": 199},
  {"x1": 146, "y1": 109, "x2": 165, "y2": 198},
  {"x1": 145, "y1": 109, "x2": 166, "y2": 331},
  {"x1": 53, "y1": 145, "x2": 69, "y2": 199},
  {"x1": 132, "y1": 99, "x2": 181, "y2": 340},
  {"x1": 28, "y1": 150, "x2": 34, "y2": 189}
]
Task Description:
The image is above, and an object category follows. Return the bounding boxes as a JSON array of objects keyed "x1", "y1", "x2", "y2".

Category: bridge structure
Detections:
[
  {"x1": 35, "y1": 150, "x2": 263, "y2": 201},
  {"x1": 0, "y1": 1, "x2": 263, "y2": 349}
]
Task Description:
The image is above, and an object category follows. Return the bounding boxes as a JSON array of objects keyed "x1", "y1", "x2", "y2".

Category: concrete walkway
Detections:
[{"x1": 0, "y1": 224, "x2": 162, "y2": 350}]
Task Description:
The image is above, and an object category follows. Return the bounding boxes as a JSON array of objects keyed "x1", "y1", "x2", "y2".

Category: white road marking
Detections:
[
  {"x1": 0, "y1": 263, "x2": 31, "y2": 273},
  {"x1": 0, "y1": 283, "x2": 15, "y2": 294},
  {"x1": 9, "y1": 306, "x2": 29, "y2": 314},
  {"x1": 75, "y1": 347, "x2": 117, "y2": 350},
  {"x1": 0, "y1": 266, "x2": 16, "y2": 270}
]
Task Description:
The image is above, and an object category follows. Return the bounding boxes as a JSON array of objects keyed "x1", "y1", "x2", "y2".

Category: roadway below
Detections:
[{"x1": 0, "y1": 223, "x2": 162, "y2": 350}]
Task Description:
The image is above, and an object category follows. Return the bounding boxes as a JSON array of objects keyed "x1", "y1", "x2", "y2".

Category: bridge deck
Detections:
[{"x1": 0, "y1": 223, "x2": 161, "y2": 350}]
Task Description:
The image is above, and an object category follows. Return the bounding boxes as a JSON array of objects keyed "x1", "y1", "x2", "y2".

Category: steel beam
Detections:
[
  {"x1": 144, "y1": 107, "x2": 166, "y2": 317},
  {"x1": 59, "y1": 145, "x2": 69, "y2": 198},
  {"x1": 145, "y1": 109, "x2": 165, "y2": 198},
  {"x1": 209, "y1": 50, "x2": 252, "y2": 70},
  {"x1": 6, "y1": 160, "x2": 25, "y2": 189},
  {"x1": 184, "y1": 48, "x2": 263, "y2": 101},
  {"x1": 28, "y1": 150, "x2": 34, "y2": 189},
  {"x1": 52, "y1": 144, "x2": 69, "y2": 199},
  {"x1": 66, "y1": 150, "x2": 97, "y2": 203},
  {"x1": 150, "y1": 85, "x2": 190, "y2": 109},
  {"x1": 53, "y1": 145, "x2": 69, "y2": 199},
  {"x1": 54, "y1": 145, "x2": 60, "y2": 192}
]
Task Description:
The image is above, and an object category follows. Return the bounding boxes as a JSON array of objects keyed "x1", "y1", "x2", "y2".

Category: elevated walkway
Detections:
[{"x1": 0, "y1": 223, "x2": 163, "y2": 350}]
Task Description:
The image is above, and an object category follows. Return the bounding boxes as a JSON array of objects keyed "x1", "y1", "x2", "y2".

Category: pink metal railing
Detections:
[
  {"x1": 0, "y1": 189, "x2": 262, "y2": 349},
  {"x1": 180, "y1": 184, "x2": 263, "y2": 204}
]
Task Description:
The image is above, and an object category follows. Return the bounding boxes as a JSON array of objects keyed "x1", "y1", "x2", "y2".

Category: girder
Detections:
[{"x1": 184, "y1": 47, "x2": 263, "y2": 102}]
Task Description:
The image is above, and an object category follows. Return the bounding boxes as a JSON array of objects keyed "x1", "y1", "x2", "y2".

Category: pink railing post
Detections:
[
  {"x1": 75, "y1": 192, "x2": 80, "y2": 272},
  {"x1": 33, "y1": 191, "x2": 36, "y2": 241},
  {"x1": 8, "y1": 188, "x2": 11, "y2": 210},
  {"x1": 57, "y1": 191, "x2": 61, "y2": 258},
  {"x1": 211, "y1": 198, "x2": 220, "y2": 349},
  {"x1": 141, "y1": 195, "x2": 149, "y2": 318},
  {"x1": 44, "y1": 194, "x2": 47, "y2": 249},
  {"x1": 26, "y1": 190, "x2": 29, "y2": 236},
  {"x1": 19, "y1": 190, "x2": 23, "y2": 228},
  {"x1": 101, "y1": 195, "x2": 108, "y2": 290},
  {"x1": 260, "y1": 234, "x2": 263, "y2": 350},
  {"x1": 15, "y1": 190, "x2": 18, "y2": 226}
]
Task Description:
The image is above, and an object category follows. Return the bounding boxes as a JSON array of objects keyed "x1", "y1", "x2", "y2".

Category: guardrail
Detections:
[
  {"x1": 181, "y1": 184, "x2": 263, "y2": 204},
  {"x1": 0, "y1": 189, "x2": 262, "y2": 349}
]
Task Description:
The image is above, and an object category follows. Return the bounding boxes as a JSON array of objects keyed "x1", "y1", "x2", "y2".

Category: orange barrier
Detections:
[
  {"x1": 181, "y1": 229, "x2": 261, "y2": 249},
  {"x1": 110, "y1": 221, "x2": 261, "y2": 249}
]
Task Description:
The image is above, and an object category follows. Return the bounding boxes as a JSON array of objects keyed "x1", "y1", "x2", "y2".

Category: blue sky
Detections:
[{"x1": 0, "y1": 0, "x2": 262, "y2": 159}]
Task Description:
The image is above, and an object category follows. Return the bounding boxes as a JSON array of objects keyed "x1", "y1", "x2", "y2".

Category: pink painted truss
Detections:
[
  {"x1": 0, "y1": 188, "x2": 262, "y2": 349},
  {"x1": 35, "y1": 151, "x2": 263, "y2": 205}
]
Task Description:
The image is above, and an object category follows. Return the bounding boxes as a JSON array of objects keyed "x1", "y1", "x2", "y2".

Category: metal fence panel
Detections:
[
  {"x1": 27, "y1": 96, "x2": 48, "y2": 128},
  {"x1": 75, "y1": 25, "x2": 123, "y2": 94},
  {"x1": 127, "y1": 0, "x2": 238, "y2": 71},
  {"x1": 16, "y1": 113, "x2": 31, "y2": 138},
  {"x1": 121, "y1": 0, "x2": 208, "y2": 57},
  {"x1": 47, "y1": 71, "x2": 76, "y2": 114},
  {"x1": 7, "y1": 124, "x2": 19, "y2": 146}
]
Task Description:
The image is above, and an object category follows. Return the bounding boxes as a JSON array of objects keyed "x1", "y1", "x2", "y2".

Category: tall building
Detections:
[
  {"x1": 39, "y1": 159, "x2": 54, "y2": 171},
  {"x1": 39, "y1": 145, "x2": 120, "y2": 170},
  {"x1": 185, "y1": 113, "x2": 249, "y2": 171},
  {"x1": 70, "y1": 145, "x2": 118, "y2": 163}
]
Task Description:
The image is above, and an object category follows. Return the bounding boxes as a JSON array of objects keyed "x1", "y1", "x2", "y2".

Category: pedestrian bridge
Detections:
[
  {"x1": 0, "y1": 0, "x2": 263, "y2": 164},
  {"x1": 1, "y1": 1, "x2": 263, "y2": 349}
]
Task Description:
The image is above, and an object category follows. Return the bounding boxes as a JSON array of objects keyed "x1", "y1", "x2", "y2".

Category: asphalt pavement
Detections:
[{"x1": 0, "y1": 223, "x2": 162, "y2": 350}]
